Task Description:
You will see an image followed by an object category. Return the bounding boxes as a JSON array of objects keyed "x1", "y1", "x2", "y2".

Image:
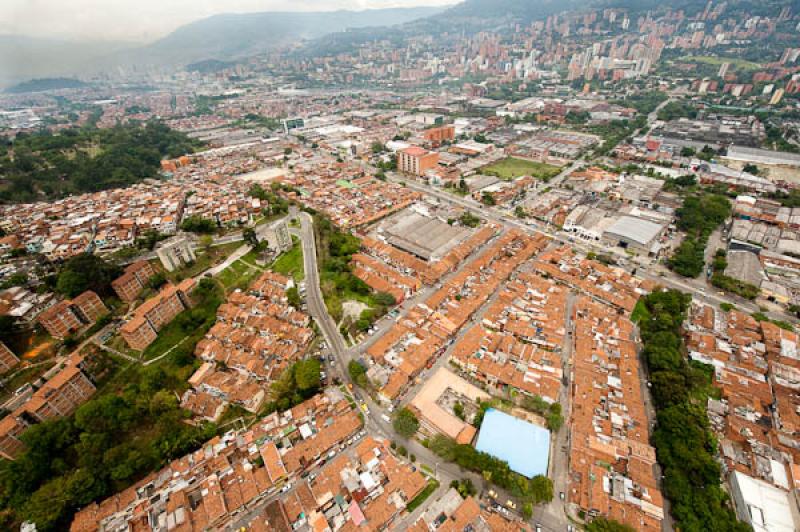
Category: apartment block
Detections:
[
  {"x1": 37, "y1": 290, "x2": 108, "y2": 339},
  {"x1": 398, "y1": 146, "x2": 440, "y2": 176},
  {"x1": 423, "y1": 124, "x2": 455, "y2": 145},
  {"x1": 71, "y1": 291, "x2": 108, "y2": 323},
  {"x1": 111, "y1": 260, "x2": 158, "y2": 302},
  {"x1": 0, "y1": 355, "x2": 95, "y2": 460},
  {"x1": 156, "y1": 235, "x2": 196, "y2": 272},
  {"x1": 120, "y1": 279, "x2": 195, "y2": 350},
  {"x1": 0, "y1": 340, "x2": 20, "y2": 373}
]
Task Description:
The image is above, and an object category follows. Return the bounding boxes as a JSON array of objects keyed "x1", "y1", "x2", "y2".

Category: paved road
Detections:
[{"x1": 296, "y1": 211, "x2": 351, "y2": 384}]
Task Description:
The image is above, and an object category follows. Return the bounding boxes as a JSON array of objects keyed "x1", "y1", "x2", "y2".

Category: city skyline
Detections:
[{"x1": 0, "y1": 0, "x2": 455, "y2": 42}]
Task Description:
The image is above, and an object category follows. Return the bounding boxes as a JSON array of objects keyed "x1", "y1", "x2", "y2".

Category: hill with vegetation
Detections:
[
  {"x1": 4, "y1": 77, "x2": 89, "y2": 94},
  {"x1": 0, "y1": 121, "x2": 202, "y2": 203}
]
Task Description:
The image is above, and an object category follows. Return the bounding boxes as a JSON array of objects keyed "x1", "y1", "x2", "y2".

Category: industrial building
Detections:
[
  {"x1": 602, "y1": 215, "x2": 666, "y2": 254},
  {"x1": 475, "y1": 409, "x2": 550, "y2": 478},
  {"x1": 380, "y1": 210, "x2": 471, "y2": 261}
]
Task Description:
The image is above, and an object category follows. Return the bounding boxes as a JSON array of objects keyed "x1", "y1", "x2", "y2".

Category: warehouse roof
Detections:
[{"x1": 604, "y1": 216, "x2": 665, "y2": 246}]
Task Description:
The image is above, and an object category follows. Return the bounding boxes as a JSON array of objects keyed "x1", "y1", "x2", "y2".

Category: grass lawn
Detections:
[
  {"x1": 679, "y1": 55, "x2": 762, "y2": 70},
  {"x1": 218, "y1": 260, "x2": 254, "y2": 289},
  {"x1": 165, "y1": 242, "x2": 241, "y2": 282},
  {"x1": 631, "y1": 299, "x2": 650, "y2": 324},
  {"x1": 271, "y1": 236, "x2": 305, "y2": 281},
  {"x1": 0, "y1": 361, "x2": 57, "y2": 403},
  {"x1": 406, "y1": 479, "x2": 440, "y2": 512},
  {"x1": 141, "y1": 283, "x2": 223, "y2": 361},
  {"x1": 480, "y1": 157, "x2": 561, "y2": 181}
]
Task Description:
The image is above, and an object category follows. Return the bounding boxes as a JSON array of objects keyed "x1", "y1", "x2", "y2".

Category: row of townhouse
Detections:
[
  {"x1": 568, "y1": 296, "x2": 665, "y2": 530},
  {"x1": 535, "y1": 246, "x2": 656, "y2": 312},
  {"x1": 358, "y1": 222, "x2": 498, "y2": 288},
  {"x1": 449, "y1": 270, "x2": 568, "y2": 404},
  {"x1": 686, "y1": 304, "x2": 800, "y2": 500},
  {"x1": 281, "y1": 160, "x2": 421, "y2": 228},
  {"x1": 70, "y1": 390, "x2": 364, "y2": 532},
  {"x1": 182, "y1": 272, "x2": 313, "y2": 420},
  {"x1": 365, "y1": 230, "x2": 548, "y2": 403}
]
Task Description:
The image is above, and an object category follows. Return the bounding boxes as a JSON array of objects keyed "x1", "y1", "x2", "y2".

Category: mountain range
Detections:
[
  {"x1": 0, "y1": 5, "x2": 447, "y2": 89},
  {"x1": 1, "y1": 0, "x2": 691, "y2": 90}
]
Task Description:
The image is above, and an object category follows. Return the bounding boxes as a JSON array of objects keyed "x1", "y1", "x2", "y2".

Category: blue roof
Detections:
[{"x1": 475, "y1": 408, "x2": 550, "y2": 478}]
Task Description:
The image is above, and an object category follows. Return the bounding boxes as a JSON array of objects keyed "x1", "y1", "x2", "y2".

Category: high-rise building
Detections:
[
  {"x1": 398, "y1": 147, "x2": 440, "y2": 176},
  {"x1": 156, "y1": 236, "x2": 197, "y2": 272}
]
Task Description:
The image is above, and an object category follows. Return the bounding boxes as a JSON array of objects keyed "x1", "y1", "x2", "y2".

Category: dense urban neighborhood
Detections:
[{"x1": 2, "y1": 0, "x2": 800, "y2": 531}]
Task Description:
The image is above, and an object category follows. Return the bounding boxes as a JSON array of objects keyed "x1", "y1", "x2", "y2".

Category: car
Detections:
[
  {"x1": 488, "y1": 489, "x2": 498, "y2": 499},
  {"x1": 506, "y1": 500, "x2": 516, "y2": 510},
  {"x1": 381, "y1": 414, "x2": 391, "y2": 423},
  {"x1": 280, "y1": 482, "x2": 292, "y2": 493},
  {"x1": 535, "y1": 525, "x2": 541, "y2": 532},
  {"x1": 559, "y1": 491, "x2": 565, "y2": 500}
]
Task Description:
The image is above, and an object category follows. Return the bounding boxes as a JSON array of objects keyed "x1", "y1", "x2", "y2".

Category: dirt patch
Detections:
[
  {"x1": 342, "y1": 300, "x2": 370, "y2": 324},
  {"x1": 23, "y1": 339, "x2": 55, "y2": 360}
]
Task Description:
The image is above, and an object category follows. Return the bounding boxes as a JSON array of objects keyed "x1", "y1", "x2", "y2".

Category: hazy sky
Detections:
[{"x1": 1, "y1": 0, "x2": 452, "y2": 43}]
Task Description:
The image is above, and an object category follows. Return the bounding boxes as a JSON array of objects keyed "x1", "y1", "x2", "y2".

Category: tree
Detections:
[
  {"x1": 243, "y1": 228, "x2": 259, "y2": 248},
  {"x1": 521, "y1": 502, "x2": 533, "y2": 519},
  {"x1": 586, "y1": 518, "x2": 635, "y2": 532},
  {"x1": 199, "y1": 235, "x2": 213, "y2": 253},
  {"x1": 147, "y1": 272, "x2": 167, "y2": 290},
  {"x1": 293, "y1": 359, "x2": 321, "y2": 392},
  {"x1": 529, "y1": 475, "x2": 553, "y2": 504},
  {"x1": 514, "y1": 205, "x2": 527, "y2": 218},
  {"x1": 181, "y1": 215, "x2": 216, "y2": 234},
  {"x1": 286, "y1": 286, "x2": 301, "y2": 308},
  {"x1": 348, "y1": 360, "x2": 369, "y2": 387},
  {"x1": 743, "y1": 163, "x2": 760, "y2": 175},
  {"x1": 480, "y1": 191, "x2": 496, "y2": 206},
  {"x1": 393, "y1": 407, "x2": 420, "y2": 439},
  {"x1": 459, "y1": 212, "x2": 481, "y2": 228},
  {"x1": 56, "y1": 253, "x2": 121, "y2": 298}
]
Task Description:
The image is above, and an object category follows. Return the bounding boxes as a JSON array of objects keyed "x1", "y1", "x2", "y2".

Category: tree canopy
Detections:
[
  {"x1": 393, "y1": 407, "x2": 420, "y2": 438},
  {"x1": 0, "y1": 121, "x2": 202, "y2": 203},
  {"x1": 636, "y1": 290, "x2": 750, "y2": 532},
  {"x1": 55, "y1": 253, "x2": 121, "y2": 298}
]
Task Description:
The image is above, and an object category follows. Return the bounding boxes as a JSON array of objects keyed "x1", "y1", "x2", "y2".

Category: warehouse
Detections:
[
  {"x1": 602, "y1": 215, "x2": 666, "y2": 255},
  {"x1": 475, "y1": 409, "x2": 550, "y2": 478},
  {"x1": 381, "y1": 210, "x2": 470, "y2": 261}
]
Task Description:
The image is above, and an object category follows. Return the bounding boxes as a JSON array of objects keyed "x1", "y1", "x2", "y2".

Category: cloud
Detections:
[{"x1": 0, "y1": 0, "x2": 453, "y2": 42}]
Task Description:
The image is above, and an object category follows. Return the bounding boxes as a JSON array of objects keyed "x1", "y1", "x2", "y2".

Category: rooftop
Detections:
[{"x1": 475, "y1": 408, "x2": 550, "y2": 478}]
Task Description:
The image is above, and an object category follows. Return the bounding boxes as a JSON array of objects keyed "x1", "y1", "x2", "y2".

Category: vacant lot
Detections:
[
  {"x1": 480, "y1": 157, "x2": 561, "y2": 181},
  {"x1": 679, "y1": 55, "x2": 762, "y2": 71}
]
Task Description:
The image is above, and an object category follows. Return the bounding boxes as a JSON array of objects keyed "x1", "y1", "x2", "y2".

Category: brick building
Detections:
[
  {"x1": 37, "y1": 290, "x2": 108, "y2": 339},
  {"x1": 0, "y1": 340, "x2": 19, "y2": 372},
  {"x1": 0, "y1": 355, "x2": 95, "y2": 460},
  {"x1": 423, "y1": 125, "x2": 455, "y2": 146},
  {"x1": 398, "y1": 146, "x2": 440, "y2": 176},
  {"x1": 112, "y1": 260, "x2": 159, "y2": 302},
  {"x1": 120, "y1": 279, "x2": 196, "y2": 350}
]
